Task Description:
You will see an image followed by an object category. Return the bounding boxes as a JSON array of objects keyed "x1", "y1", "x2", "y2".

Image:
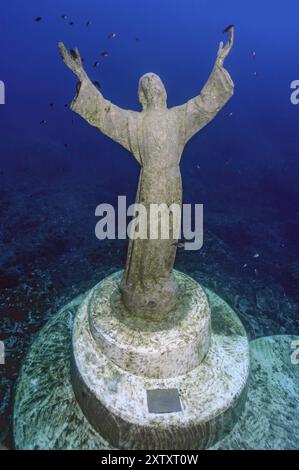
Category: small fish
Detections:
[
  {"x1": 253, "y1": 71, "x2": 258, "y2": 76},
  {"x1": 64, "y1": 103, "x2": 69, "y2": 108},
  {"x1": 93, "y1": 61, "x2": 100, "y2": 67},
  {"x1": 196, "y1": 164, "x2": 200, "y2": 170},
  {"x1": 253, "y1": 253, "x2": 260, "y2": 258},
  {"x1": 49, "y1": 103, "x2": 54, "y2": 107},
  {"x1": 223, "y1": 24, "x2": 234, "y2": 33},
  {"x1": 70, "y1": 49, "x2": 78, "y2": 59},
  {"x1": 86, "y1": 20, "x2": 92, "y2": 27},
  {"x1": 229, "y1": 112, "x2": 233, "y2": 117},
  {"x1": 69, "y1": 21, "x2": 74, "y2": 26},
  {"x1": 172, "y1": 242, "x2": 185, "y2": 249},
  {"x1": 61, "y1": 15, "x2": 68, "y2": 20},
  {"x1": 252, "y1": 51, "x2": 256, "y2": 58},
  {"x1": 35, "y1": 16, "x2": 42, "y2": 22},
  {"x1": 101, "y1": 51, "x2": 109, "y2": 57},
  {"x1": 242, "y1": 263, "x2": 248, "y2": 268},
  {"x1": 93, "y1": 81, "x2": 101, "y2": 90},
  {"x1": 108, "y1": 32, "x2": 117, "y2": 39},
  {"x1": 40, "y1": 119, "x2": 47, "y2": 124}
]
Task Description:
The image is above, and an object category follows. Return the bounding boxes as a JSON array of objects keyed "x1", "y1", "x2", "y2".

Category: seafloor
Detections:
[{"x1": 1, "y1": 165, "x2": 299, "y2": 448}]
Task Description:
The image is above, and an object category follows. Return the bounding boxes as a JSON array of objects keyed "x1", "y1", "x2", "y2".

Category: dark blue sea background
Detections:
[{"x1": 1, "y1": 0, "x2": 299, "y2": 446}]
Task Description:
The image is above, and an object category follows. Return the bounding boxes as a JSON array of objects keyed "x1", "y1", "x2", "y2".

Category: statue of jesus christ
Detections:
[{"x1": 59, "y1": 29, "x2": 234, "y2": 319}]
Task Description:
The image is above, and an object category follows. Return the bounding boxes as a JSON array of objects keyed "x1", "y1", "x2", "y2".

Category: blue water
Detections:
[
  {"x1": 2, "y1": 0, "x2": 299, "y2": 206},
  {"x1": 1, "y1": 0, "x2": 299, "y2": 446}
]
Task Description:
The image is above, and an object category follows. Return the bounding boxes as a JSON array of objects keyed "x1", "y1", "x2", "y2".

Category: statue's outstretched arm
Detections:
[
  {"x1": 173, "y1": 28, "x2": 234, "y2": 144},
  {"x1": 58, "y1": 43, "x2": 139, "y2": 157}
]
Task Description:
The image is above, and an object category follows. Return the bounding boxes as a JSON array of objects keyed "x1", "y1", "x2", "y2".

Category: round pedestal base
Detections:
[
  {"x1": 13, "y1": 271, "x2": 253, "y2": 450},
  {"x1": 72, "y1": 271, "x2": 249, "y2": 450},
  {"x1": 86, "y1": 271, "x2": 211, "y2": 379}
]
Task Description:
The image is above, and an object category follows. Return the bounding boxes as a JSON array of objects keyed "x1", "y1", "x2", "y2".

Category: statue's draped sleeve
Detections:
[
  {"x1": 71, "y1": 78, "x2": 141, "y2": 162},
  {"x1": 174, "y1": 64, "x2": 234, "y2": 144}
]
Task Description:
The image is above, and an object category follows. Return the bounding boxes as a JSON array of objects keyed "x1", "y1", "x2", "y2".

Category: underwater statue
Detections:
[{"x1": 59, "y1": 29, "x2": 234, "y2": 318}]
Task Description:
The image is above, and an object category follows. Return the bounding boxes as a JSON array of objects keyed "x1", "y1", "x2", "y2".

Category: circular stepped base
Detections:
[
  {"x1": 72, "y1": 270, "x2": 249, "y2": 450},
  {"x1": 14, "y1": 285, "x2": 298, "y2": 449},
  {"x1": 86, "y1": 271, "x2": 211, "y2": 379}
]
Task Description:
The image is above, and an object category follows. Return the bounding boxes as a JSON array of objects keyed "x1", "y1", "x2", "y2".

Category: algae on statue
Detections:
[{"x1": 58, "y1": 30, "x2": 234, "y2": 318}]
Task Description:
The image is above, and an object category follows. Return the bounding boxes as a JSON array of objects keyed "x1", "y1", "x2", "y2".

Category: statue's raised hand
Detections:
[
  {"x1": 216, "y1": 26, "x2": 234, "y2": 67},
  {"x1": 58, "y1": 42, "x2": 87, "y2": 81}
]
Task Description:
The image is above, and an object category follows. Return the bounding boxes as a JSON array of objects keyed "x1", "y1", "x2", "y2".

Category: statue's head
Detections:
[{"x1": 138, "y1": 73, "x2": 167, "y2": 110}]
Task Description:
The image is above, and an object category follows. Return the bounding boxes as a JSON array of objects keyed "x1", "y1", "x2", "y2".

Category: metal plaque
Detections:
[{"x1": 147, "y1": 388, "x2": 182, "y2": 414}]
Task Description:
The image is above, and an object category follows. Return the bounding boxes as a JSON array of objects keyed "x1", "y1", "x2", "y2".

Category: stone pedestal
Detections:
[
  {"x1": 13, "y1": 270, "x2": 251, "y2": 450},
  {"x1": 72, "y1": 270, "x2": 249, "y2": 449}
]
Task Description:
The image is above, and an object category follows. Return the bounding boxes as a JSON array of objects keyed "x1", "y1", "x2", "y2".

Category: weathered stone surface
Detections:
[
  {"x1": 211, "y1": 335, "x2": 299, "y2": 450},
  {"x1": 14, "y1": 271, "x2": 249, "y2": 450},
  {"x1": 87, "y1": 271, "x2": 211, "y2": 378},
  {"x1": 58, "y1": 34, "x2": 234, "y2": 318}
]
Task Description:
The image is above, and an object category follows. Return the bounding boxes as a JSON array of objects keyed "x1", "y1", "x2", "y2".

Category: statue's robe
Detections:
[{"x1": 71, "y1": 64, "x2": 234, "y2": 318}]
